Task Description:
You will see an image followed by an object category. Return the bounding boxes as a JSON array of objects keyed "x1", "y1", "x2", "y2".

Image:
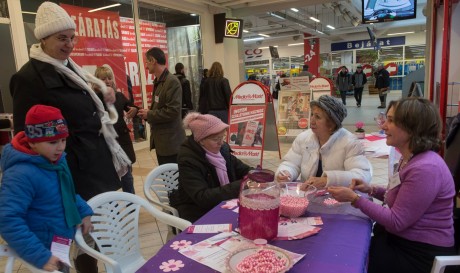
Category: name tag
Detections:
[
  {"x1": 388, "y1": 172, "x2": 401, "y2": 190},
  {"x1": 154, "y1": 95, "x2": 159, "y2": 103}
]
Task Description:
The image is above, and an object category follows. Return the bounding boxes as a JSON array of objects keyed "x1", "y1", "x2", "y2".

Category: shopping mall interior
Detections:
[{"x1": 0, "y1": 0, "x2": 459, "y2": 272}]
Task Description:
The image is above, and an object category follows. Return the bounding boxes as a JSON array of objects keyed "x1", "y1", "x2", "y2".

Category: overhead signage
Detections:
[
  {"x1": 331, "y1": 36, "x2": 405, "y2": 51},
  {"x1": 224, "y1": 19, "x2": 243, "y2": 39}
]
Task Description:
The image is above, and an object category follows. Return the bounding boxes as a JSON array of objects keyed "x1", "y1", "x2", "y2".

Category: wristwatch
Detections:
[{"x1": 351, "y1": 193, "x2": 361, "y2": 207}]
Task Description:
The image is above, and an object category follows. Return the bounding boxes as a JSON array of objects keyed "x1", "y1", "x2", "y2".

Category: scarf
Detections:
[
  {"x1": 37, "y1": 160, "x2": 82, "y2": 228},
  {"x1": 204, "y1": 148, "x2": 230, "y2": 186},
  {"x1": 29, "y1": 43, "x2": 131, "y2": 177}
]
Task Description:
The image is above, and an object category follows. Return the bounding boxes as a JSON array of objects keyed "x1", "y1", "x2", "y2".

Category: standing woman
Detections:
[
  {"x1": 9, "y1": 2, "x2": 130, "y2": 272},
  {"x1": 198, "y1": 62, "x2": 232, "y2": 123},
  {"x1": 329, "y1": 98, "x2": 456, "y2": 273}
]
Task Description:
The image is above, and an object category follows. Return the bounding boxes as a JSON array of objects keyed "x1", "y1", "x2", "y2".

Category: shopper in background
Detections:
[
  {"x1": 298, "y1": 64, "x2": 314, "y2": 81},
  {"x1": 328, "y1": 98, "x2": 456, "y2": 273},
  {"x1": 276, "y1": 95, "x2": 371, "y2": 189},
  {"x1": 9, "y1": 3, "x2": 131, "y2": 271},
  {"x1": 198, "y1": 62, "x2": 232, "y2": 123},
  {"x1": 352, "y1": 65, "x2": 367, "y2": 107},
  {"x1": 375, "y1": 63, "x2": 390, "y2": 109},
  {"x1": 0, "y1": 105, "x2": 93, "y2": 272},
  {"x1": 336, "y1": 66, "x2": 352, "y2": 105},
  {"x1": 95, "y1": 66, "x2": 137, "y2": 194},
  {"x1": 170, "y1": 112, "x2": 251, "y2": 222},
  {"x1": 138, "y1": 47, "x2": 185, "y2": 165},
  {"x1": 174, "y1": 62, "x2": 193, "y2": 119}
]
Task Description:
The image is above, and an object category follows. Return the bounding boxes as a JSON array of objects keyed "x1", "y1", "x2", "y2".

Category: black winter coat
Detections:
[
  {"x1": 198, "y1": 77, "x2": 231, "y2": 114},
  {"x1": 170, "y1": 136, "x2": 251, "y2": 222},
  {"x1": 113, "y1": 92, "x2": 136, "y2": 163},
  {"x1": 10, "y1": 59, "x2": 120, "y2": 200}
]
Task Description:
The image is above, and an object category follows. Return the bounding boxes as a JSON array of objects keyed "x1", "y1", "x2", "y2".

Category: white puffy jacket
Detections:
[{"x1": 276, "y1": 128, "x2": 372, "y2": 186}]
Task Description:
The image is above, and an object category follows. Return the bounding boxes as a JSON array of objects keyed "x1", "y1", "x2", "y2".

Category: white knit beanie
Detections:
[{"x1": 34, "y1": 2, "x2": 76, "y2": 40}]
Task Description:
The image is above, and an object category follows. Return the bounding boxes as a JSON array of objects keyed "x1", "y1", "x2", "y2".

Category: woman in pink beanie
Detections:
[{"x1": 169, "y1": 112, "x2": 252, "y2": 222}]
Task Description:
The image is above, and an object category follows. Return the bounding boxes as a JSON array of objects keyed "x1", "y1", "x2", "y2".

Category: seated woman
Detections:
[
  {"x1": 170, "y1": 112, "x2": 251, "y2": 222},
  {"x1": 328, "y1": 98, "x2": 456, "y2": 273},
  {"x1": 276, "y1": 95, "x2": 372, "y2": 216}
]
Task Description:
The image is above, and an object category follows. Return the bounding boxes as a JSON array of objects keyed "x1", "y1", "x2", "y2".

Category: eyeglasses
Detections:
[
  {"x1": 208, "y1": 135, "x2": 227, "y2": 143},
  {"x1": 54, "y1": 36, "x2": 78, "y2": 45}
]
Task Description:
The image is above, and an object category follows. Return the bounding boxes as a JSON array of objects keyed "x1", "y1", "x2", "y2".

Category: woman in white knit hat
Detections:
[
  {"x1": 169, "y1": 112, "x2": 252, "y2": 222},
  {"x1": 9, "y1": 2, "x2": 130, "y2": 272}
]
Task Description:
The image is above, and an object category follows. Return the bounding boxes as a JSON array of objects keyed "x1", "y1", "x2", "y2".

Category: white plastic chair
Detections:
[
  {"x1": 430, "y1": 256, "x2": 460, "y2": 273},
  {"x1": 143, "y1": 163, "x2": 180, "y2": 218},
  {"x1": 0, "y1": 244, "x2": 63, "y2": 273},
  {"x1": 74, "y1": 191, "x2": 191, "y2": 273}
]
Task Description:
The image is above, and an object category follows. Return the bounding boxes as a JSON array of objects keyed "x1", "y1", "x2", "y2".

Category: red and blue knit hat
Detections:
[{"x1": 25, "y1": 105, "x2": 69, "y2": 143}]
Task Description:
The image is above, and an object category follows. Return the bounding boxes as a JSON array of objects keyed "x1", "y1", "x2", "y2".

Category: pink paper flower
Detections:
[
  {"x1": 170, "y1": 240, "x2": 192, "y2": 250},
  {"x1": 355, "y1": 121, "x2": 365, "y2": 132},
  {"x1": 159, "y1": 259, "x2": 185, "y2": 272}
]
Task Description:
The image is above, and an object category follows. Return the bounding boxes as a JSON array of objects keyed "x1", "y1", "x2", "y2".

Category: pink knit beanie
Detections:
[{"x1": 183, "y1": 112, "x2": 229, "y2": 142}]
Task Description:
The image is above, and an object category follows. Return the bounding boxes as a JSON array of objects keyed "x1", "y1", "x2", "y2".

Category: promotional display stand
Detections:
[{"x1": 228, "y1": 81, "x2": 281, "y2": 167}]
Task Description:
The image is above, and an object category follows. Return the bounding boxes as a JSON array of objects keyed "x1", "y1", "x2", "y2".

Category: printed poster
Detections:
[
  {"x1": 276, "y1": 91, "x2": 311, "y2": 136},
  {"x1": 228, "y1": 105, "x2": 266, "y2": 159}
]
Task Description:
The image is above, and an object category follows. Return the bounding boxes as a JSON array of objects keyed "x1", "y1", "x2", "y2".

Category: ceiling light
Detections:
[
  {"x1": 258, "y1": 33, "x2": 270, "y2": 37},
  {"x1": 244, "y1": 37, "x2": 265, "y2": 42},
  {"x1": 288, "y1": 43, "x2": 304, "y2": 46},
  {"x1": 387, "y1": 31, "x2": 415, "y2": 36},
  {"x1": 310, "y1": 17, "x2": 320, "y2": 23},
  {"x1": 316, "y1": 30, "x2": 324, "y2": 34},
  {"x1": 243, "y1": 30, "x2": 249, "y2": 33},
  {"x1": 190, "y1": 14, "x2": 197, "y2": 16},
  {"x1": 269, "y1": 12, "x2": 285, "y2": 20},
  {"x1": 326, "y1": 25, "x2": 335, "y2": 30},
  {"x1": 88, "y1": 3, "x2": 121, "y2": 13},
  {"x1": 291, "y1": 8, "x2": 299, "y2": 12},
  {"x1": 22, "y1": 11, "x2": 37, "y2": 15}
]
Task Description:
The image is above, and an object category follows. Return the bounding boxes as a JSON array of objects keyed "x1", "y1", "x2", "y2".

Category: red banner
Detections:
[
  {"x1": 303, "y1": 34, "x2": 320, "y2": 77},
  {"x1": 62, "y1": 4, "x2": 128, "y2": 97},
  {"x1": 119, "y1": 17, "x2": 167, "y2": 107}
]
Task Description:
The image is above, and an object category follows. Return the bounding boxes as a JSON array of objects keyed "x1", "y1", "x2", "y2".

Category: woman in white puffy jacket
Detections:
[{"x1": 276, "y1": 95, "x2": 372, "y2": 189}]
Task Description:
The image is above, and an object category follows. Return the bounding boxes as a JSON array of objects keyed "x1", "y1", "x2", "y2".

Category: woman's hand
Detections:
[
  {"x1": 103, "y1": 87, "x2": 116, "y2": 104},
  {"x1": 79, "y1": 216, "x2": 93, "y2": 235},
  {"x1": 302, "y1": 176, "x2": 327, "y2": 189},
  {"x1": 277, "y1": 170, "x2": 291, "y2": 182},
  {"x1": 126, "y1": 107, "x2": 138, "y2": 119},
  {"x1": 43, "y1": 255, "x2": 60, "y2": 272},
  {"x1": 350, "y1": 179, "x2": 372, "y2": 194},
  {"x1": 327, "y1": 186, "x2": 356, "y2": 202}
]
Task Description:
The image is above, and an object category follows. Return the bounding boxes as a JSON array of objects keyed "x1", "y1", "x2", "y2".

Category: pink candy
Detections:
[
  {"x1": 280, "y1": 195, "x2": 309, "y2": 218},
  {"x1": 323, "y1": 197, "x2": 339, "y2": 206},
  {"x1": 236, "y1": 249, "x2": 287, "y2": 273}
]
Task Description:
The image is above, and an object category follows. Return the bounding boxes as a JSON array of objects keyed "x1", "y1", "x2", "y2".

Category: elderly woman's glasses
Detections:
[
  {"x1": 54, "y1": 35, "x2": 78, "y2": 45},
  {"x1": 208, "y1": 135, "x2": 227, "y2": 143}
]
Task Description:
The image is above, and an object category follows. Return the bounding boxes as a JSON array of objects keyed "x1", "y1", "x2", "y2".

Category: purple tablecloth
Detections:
[{"x1": 137, "y1": 203, "x2": 372, "y2": 273}]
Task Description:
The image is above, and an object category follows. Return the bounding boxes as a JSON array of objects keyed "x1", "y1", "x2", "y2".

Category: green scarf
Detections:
[{"x1": 37, "y1": 160, "x2": 82, "y2": 228}]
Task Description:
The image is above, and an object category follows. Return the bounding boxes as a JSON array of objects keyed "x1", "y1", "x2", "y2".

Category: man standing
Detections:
[
  {"x1": 298, "y1": 64, "x2": 314, "y2": 81},
  {"x1": 138, "y1": 47, "x2": 185, "y2": 165},
  {"x1": 174, "y1": 62, "x2": 193, "y2": 119},
  {"x1": 352, "y1": 65, "x2": 367, "y2": 107},
  {"x1": 375, "y1": 64, "x2": 390, "y2": 109}
]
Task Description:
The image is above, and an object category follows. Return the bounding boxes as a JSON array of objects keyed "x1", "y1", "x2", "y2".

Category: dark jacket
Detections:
[
  {"x1": 113, "y1": 92, "x2": 136, "y2": 163},
  {"x1": 375, "y1": 68, "x2": 390, "y2": 89},
  {"x1": 170, "y1": 136, "x2": 251, "y2": 222},
  {"x1": 352, "y1": 71, "x2": 367, "y2": 88},
  {"x1": 147, "y1": 69, "x2": 186, "y2": 155},
  {"x1": 198, "y1": 76, "x2": 232, "y2": 114},
  {"x1": 174, "y1": 73, "x2": 193, "y2": 118},
  {"x1": 9, "y1": 59, "x2": 120, "y2": 200},
  {"x1": 336, "y1": 71, "x2": 352, "y2": 92}
]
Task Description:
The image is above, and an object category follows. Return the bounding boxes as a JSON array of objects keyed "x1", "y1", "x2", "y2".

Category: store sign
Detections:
[
  {"x1": 385, "y1": 62, "x2": 398, "y2": 76},
  {"x1": 224, "y1": 19, "x2": 243, "y2": 38},
  {"x1": 331, "y1": 36, "x2": 405, "y2": 51},
  {"x1": 244, "y1": 48, "x2": 270, "y2": 62},
  {"x1": 232, "y1": 82, "x2": 266, "y2": 104},
  {"x1": 309, "y1": 77, "x2": 333, "y2": 91}
]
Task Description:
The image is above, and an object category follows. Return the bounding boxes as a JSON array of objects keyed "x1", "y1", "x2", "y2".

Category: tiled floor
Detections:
[{"x1": 1, "y1": 91, "x2": 398, "y2": 272}]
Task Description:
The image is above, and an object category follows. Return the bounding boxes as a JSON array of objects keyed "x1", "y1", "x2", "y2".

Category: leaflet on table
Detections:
[
  {"x1": 276, "y1": 217, "x2": 322, "y2": 240},
  {"x1": 187, "y1": 224, "x2": 232, "y2": 233},
  {"x1": 179, "y1": 231, "x2": 305, "y2": 272}
]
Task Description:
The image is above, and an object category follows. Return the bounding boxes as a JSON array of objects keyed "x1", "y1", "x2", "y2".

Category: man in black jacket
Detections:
[
  {"x1": 174, "y1": 62, "x2": 193, "y2": 119},
  {"x1": 375, "y1": 64, "x2": 390, "y2": 109}
]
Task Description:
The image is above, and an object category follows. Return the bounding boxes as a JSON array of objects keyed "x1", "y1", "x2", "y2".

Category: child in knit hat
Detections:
[
  {"x1": 169, "y1": 112, "x2": 252, "y2": 222},
  {"x1": 0, "y1": 105, "x2": 93, "y2": 272}
]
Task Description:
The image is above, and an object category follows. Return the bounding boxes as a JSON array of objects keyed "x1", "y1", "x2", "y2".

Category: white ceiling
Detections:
[{"x1": 198, "y1": 0, "x2": 428, "y2": 46}]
